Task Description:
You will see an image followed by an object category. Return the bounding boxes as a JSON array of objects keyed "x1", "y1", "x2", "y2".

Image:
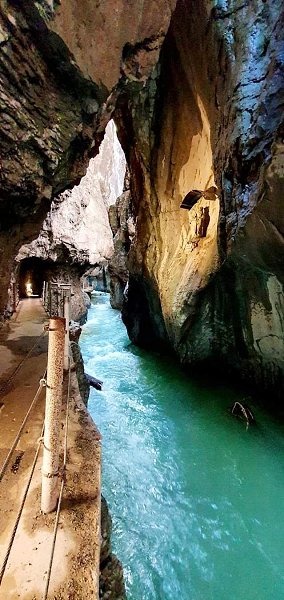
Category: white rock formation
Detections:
[{"x1": 17, "y1": 120, "x2": 126, "y2": 265}]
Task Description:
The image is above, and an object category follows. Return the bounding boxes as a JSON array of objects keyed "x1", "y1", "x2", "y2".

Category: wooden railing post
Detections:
[{"x1": 41, "y1": 317, "x2": 65, "y2": 514}]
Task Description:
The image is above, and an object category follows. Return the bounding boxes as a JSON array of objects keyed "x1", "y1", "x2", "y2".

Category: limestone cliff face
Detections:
[
  {"x1": 17, "y1": 120, "x2": 125, "y2": 266},
  {"x1": 16, "y1": 120, "x2": 125, "y2": 322},
  {"x1": 1, "y1": 0, "x2": 284, "y2": 403},
  {"x1": 120, "y1": 0, "x2": 284, "y2": 401},
  {"x1": 0, "y1": 0, "x2": 176, "y2": 316},
  {"x1": 108, "y1": 173, "x2": 135, "y2": 309}
]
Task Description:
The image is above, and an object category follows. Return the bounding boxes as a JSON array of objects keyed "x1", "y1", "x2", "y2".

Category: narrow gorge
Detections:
[
  {"x1": 1, "y1": 0, "x2": 284, "y2": 400},
  {"x1": 0, "y1": 0, "x2": 284, "y2": 599}
]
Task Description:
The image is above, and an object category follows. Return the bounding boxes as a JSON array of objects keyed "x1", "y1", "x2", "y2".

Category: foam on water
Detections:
[{"x1": 81, "y1": 293, "x2": 284, "y2": 600}]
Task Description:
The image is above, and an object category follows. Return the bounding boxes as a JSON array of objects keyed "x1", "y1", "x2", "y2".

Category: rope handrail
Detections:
[
  {"x1": 0, "y1": 423, "x2": 45, "y2": 586},
  {"x1": 43, "y1": 352, "x2": 71, "y2": 600},
  {"x1": 0, "y1": 371, "x2": 47, "y2": 483}
]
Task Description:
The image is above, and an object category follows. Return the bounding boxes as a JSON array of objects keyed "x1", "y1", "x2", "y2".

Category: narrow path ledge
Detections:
[
  {"x1": 1, "y1": 369, "x2": 102, "y2": 600},
  {"x1": 0, "y1": 300, "x2": 102, "y2": 599}
]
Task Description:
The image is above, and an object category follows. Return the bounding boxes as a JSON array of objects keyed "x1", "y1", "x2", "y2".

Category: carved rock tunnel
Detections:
[{"x1": 17, "y1": 257, "x2": 49, "y2": 298}]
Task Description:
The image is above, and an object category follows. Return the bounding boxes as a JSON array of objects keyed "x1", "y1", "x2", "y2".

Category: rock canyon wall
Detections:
[
  {"x1": 18, "y1": 120, "x2": 125, "y2": 267},
  {"x1": 16, "y1": 120, "x2": 125, "y2": 321},
  {"x1": 0, "y1": 0, "x2": 174, "y2": 314},
  {"x1": 120, "y1": 0, "x2": 284, "y2": 403},
  {"x1": 108, "y1": 171, "x2": 135, "y2": 309},
  {"x1": 0, "y1": 0, "x2": 284, "y2": 404}
]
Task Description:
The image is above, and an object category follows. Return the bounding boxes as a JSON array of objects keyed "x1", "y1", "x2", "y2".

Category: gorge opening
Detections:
[{"x1": 0, "y1": 2, "x2": 283, "y2": 599}]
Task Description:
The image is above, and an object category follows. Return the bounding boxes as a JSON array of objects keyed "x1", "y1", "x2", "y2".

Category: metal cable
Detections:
[
  {"x1": 43, "y1": 356, "x2": 71, "y2": 600},
  {"x1": 0, "y1": 371, "x2": 47, "y2": 483},
  {"x1": 63, "y1": 355, "x2": 71, "y2": 467},
  {"x1": 42, "y1": 476, "x2": 64, "y2": 600},
  {"x1": 0, "y1": 333, "x2": 72, "y2": 596},
  {"x1": 0, "y1": 423, "x2": 44, "y2": 586}
]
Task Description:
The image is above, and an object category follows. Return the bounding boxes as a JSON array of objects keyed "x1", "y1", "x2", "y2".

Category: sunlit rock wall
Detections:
[
  {"x1": 1, "y1": 0, "x2": 284, "y2": 402},
  {"x1": 121, "y1": 0, "x2": 284, "y2": 401},
  {"x1": 17, "y1": 121, "x2": 125, "y2": 266},
  {"x1": 16, "y1": 121, "x2": 125, "y2": 322}
]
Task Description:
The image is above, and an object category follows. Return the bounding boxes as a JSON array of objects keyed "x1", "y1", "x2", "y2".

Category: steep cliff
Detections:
[
  {"x1": 17, "y1": 120, "x2": 125, "y2": 267},
  {"x1": 120, "y1": 0, "x2": 284, "y2": 402},
  {"x1": 16, "y1": 120, "x2": 125, "y2": 321},
  {"x1": 1, "y1": 0, "x2": 284, "y2": 404},
  {"x1": 108, "y1": 172, "x2": 135, "y2": 309},
  {"x1": 0, "y1": 0, "x2": 176, "y2": 316}
]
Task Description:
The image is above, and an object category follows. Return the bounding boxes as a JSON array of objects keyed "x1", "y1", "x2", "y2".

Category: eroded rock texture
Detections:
[
  {"x1": 100, "y1": 495, "x2": 126, "y2": 600},
  {"x1": 15, "y1": 120, "x2": 125, "y2": 321},
  {"x1": 0, "y1": 0, "x2": 175, "y2": 315},
  {"x1": 1, "y1": 0, "x2": 284, "y2": 404},
  {"x1": 18, "y1": 119, "x2": 125, "y2": 267},
  {"x1": 120, "y1": 0, "x2": 284, "y2": 402},
  {"x1": 108, "y1": 172, "x2": 135, "y2": 309}
]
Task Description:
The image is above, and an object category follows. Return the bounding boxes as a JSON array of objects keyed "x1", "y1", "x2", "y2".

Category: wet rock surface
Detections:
[
  {"x1": 0, "y1": 0, "x2": 173, "y2": 314},
  {"x1": 108, "y1": 173, "x2": 135, "y2": 309},
  {"x1": 70, "y1": 339, "x2": 90, "y2": 407},
  {"x1": 120, "y1": 0, "x2": 284, "y2": 403},
  {"x1": 100, "y1": 496, "x2": 126, "y2": 600}
]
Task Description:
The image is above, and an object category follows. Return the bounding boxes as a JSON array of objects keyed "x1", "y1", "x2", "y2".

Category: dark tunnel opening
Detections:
[{"x1": 18, "y1": 257, "x2": 48, "y2": 298}]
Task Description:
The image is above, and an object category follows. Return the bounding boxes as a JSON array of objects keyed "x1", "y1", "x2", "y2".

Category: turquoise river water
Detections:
[{"x1": 80, "y1": 293, "x2": 284, "y2": 600}]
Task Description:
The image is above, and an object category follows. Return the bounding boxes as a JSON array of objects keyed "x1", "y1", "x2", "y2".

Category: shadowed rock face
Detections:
[
  {"x1": 120, "y1": 0, "x2": 284, "y2": 402},
  {"x1": 0, "y1": 0, "x2": 176, "y2": 315},
  {"x1": 108, "y1": 171, "x2": 135, "y2": 309},
  {"x1": 1, "y1": 0, "x2": 284, "y2": 403}
]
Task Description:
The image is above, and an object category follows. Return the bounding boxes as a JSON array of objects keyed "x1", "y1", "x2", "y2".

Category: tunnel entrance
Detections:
[{"x1": 18, "y1": 257, "x2": 47, "y2": 298}]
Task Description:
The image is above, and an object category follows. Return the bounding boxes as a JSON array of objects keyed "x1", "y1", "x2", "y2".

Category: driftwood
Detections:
[
  {"x1": 231, "y1": 401, "x2": 255, "y2": 428},
  {"x1": 85, "y1": 372, "x2": 103, "y2": 391}
]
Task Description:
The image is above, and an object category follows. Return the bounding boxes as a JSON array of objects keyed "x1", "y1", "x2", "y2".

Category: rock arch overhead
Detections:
[
  {"x1": 1, "y1": 0, "x2": 284, "y2": 401},
  {"x1": 0, "y1": 0, "x2": 176, "y2": 315}
]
